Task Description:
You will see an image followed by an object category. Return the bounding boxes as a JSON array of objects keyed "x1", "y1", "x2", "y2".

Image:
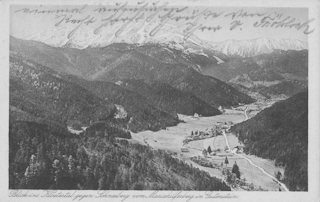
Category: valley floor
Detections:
[{"x1": 131, "y1": 98, "x2": 286, "y2": 191}]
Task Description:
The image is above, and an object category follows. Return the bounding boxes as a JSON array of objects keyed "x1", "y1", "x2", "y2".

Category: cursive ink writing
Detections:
[
  {"x1": 230, "y1": 20, "x2": 243, "y2": 30},
  {"x1": 199, "y1": 25, "x2": 222, "y2": 32},
  {"x1": 13, "y1": 3, "x2": 316, "y2": 41},
  {"x1": 15, "y1": 5, "x2": 88, "y2": 14},
  {"x1": 55, "y1": 14, "x2": 96, "y2": 38},
  {"x1": 254, "y1": 15, "x2": 315, "y2": 34},
  {"x1": 224, "y1": 9, "x2": 266, "y2": 20}
]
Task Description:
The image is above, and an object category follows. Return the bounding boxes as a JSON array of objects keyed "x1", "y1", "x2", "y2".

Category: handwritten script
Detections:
[
  {"x1": 9, "y1": 190, "x2": 239, "y2": 202},
  {"x1": 14, "y1": 2, "x2": 314, "y2": 42}
]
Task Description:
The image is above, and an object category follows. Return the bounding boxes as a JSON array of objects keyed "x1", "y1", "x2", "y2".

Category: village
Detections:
[
  {"x1": 179, "y1": 121, "x2": 264, "y2": 190},
  {"x1": 131, "y1": 99, "x2": 286, "y2": 191},
  {"x1": 181, "y1": 120, "x2": 243, "y2": 154},
  {"x1": 176, "y1": 104, "x2": 285, "y2": 191}
]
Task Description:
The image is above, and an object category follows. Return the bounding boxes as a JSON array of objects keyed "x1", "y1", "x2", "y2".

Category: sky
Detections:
[{"x1": 10, "y1": 4, "x2": 312, "y2": 42}]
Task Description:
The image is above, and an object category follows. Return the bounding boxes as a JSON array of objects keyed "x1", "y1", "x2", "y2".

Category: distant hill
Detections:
[
  {"x1": 63, "y1": 75, "x2": 180, "y2": 132},
  {"x1": 10, "y1": 56, "x2": 116, "y2": 128},
  {"x1": 91, "y1": 50, "x2": 254, "y2": 107},
  {"x1": 231, "y1": 91, "x2": 308, "y2": 191},
  {"x1": 10, "y1": 36, "x2": 254, "y2": 108},
  {"x1": 254, "y1": 49, "x2": 308, "y2": 79},
  {"x1": 203, "y1": 49, "x2": 308, "y2": 83},
  {"x1": 10, "y1": 56, "x2": 179, "y2": 132},
  {"x1": 259, "y1": 80, "x2": 307, "y2": 97},
  {"x1": 248, "y1": 69, "x2": 285, "y2": 81},
  {"x1": 119, "y1": 79, "x2": 221, "y2": 116},
  {"x1": 229, "y1": 74, "x2": 255, "y2": 88},
  {"x1": 207, "y1": 38, "x2": 307, "y2": 57}
]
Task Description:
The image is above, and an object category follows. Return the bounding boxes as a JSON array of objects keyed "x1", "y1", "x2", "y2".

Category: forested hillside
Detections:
[
  {"x1": 119, "y1": 79, "x2": 221, "y2": 116},
  {"x1": 10, "y1": 56, "x2": 180, "y2": 132},
  {"x1": 259, "y1": 80, "x2": 307, "y2": 97},
  {"x1": 230, "y1": 91, "x2": 308, "y2": 191},
  {"x1": 9, "y1": 120, "x2": 230, "y2": 191}
]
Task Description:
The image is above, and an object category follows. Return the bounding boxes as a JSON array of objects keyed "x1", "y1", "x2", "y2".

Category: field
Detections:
[{"x1": 131, "y1": 100, "x2": 286, "y2": 191}]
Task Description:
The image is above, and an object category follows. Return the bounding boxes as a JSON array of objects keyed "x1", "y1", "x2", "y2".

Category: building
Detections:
[
  {"x1": 232, "y1": 146, "x2": 244, "y2": 153},
  {"x1": 181, "y1": 148, "x2": 189, "y2": 152},
  {"x1": 217, "y1": 152, "x2": 234, "y2": 157}
]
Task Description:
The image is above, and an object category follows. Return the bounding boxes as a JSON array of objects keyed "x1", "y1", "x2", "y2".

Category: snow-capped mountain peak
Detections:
[
  {"x1": 26, "y1": 20, "x2": 203, "y2": 50},
  {"x1": 26, "y1": 20, "x2": 307, "y2": 59},
  {"x1": 206, "y1": 37, "x2": 308, "y2": 57}
]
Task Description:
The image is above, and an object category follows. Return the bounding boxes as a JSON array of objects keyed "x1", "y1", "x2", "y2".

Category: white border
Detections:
[{"x1": 1, "y1": 0, "x2": 319, "y2": 201}]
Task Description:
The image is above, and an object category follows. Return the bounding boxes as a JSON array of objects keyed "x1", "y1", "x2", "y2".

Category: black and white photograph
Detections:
[{"x1": 1, "y1": 0, "x2": 320, "y2": 201}]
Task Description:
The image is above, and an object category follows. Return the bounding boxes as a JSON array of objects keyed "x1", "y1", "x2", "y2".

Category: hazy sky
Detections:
[{"x1": 10, "y1": 4, "x2": 312, "y2": 42}]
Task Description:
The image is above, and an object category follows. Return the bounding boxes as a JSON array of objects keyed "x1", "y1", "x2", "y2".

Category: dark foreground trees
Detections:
[
  {"x1": 9, "y1": 121, "x2": 230, "y2": 191},
  {"x1": 232, "y1": 161, "x2": 240, "y2": 179}
]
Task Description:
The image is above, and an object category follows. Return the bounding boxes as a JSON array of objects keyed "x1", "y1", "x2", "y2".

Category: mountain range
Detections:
[
  {"x1": 21, "y1": 22, "x2": 308, "y2": 99},
  {"x1": 10, "y1": 35, "x2": 259, "y2": 135},
  {"x1": 26, "y1": 22, "x2": 307, "y2": 58},
  {"x1": 10, "y1": 33, "x2": 309, "y2": 132},
  {"x1": 207, "y1": 38, "x2": 307, "y2": 57},
  {"x1": 10, "y1": 36, "x2": 254, "y2": 108}
]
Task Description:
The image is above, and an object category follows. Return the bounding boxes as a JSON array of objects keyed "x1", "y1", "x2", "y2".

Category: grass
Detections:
[{"x1": 131, "y1": 101, "x2": 286, "y2": 191}]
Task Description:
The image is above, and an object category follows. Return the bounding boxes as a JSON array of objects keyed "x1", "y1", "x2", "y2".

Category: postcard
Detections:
[{"x1": 0, "y1": 0, "x2": 319, "y2": 201}]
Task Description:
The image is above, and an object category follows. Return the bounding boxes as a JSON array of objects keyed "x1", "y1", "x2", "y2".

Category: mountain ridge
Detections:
[
  {"x1": 10, "y1": 36, "x2": 254, "y2": 108},
  {"x1": 22, "y1": 20, "x2": 307, "y2": 58},
  {"x1": 206, "y1": 37, "x2": 307, "y2": 57}
]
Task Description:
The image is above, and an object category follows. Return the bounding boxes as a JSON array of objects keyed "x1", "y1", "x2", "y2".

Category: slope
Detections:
[
  {"x1": 93, "y1": 50, "x2": 254, "y2": 107},
  {"x1": 9, "y1": 118, "x2": 231, "y2": 190},
  {"x1": 259, "y1": 80, "x2": 307, "y2": 97},
  {"x1": 11, "y1": 36, "x2": 254, "y2": 108},
  {"x1": 203, "y1": 49, "x2": 308, "y2": 83},
  {"x1": 64, "y1": 75, "x2": 180, "y2": 132},
  {"x1": 119, "y1": 79, "x2": 221, "y2": 116},
  {"x1": 230, "y1": 91, "x2": 308, "y2": 191},
  {"x1": 10, "y1": 56, "x2": 116, "y2": 128},
  {"x1": 10, "y1": 55, "x2": 179, "y2": 132}
]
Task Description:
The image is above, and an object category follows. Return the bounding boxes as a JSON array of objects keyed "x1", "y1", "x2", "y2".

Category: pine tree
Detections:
[
  {"x1": 224, "y1": 157, "x2": 229, "y2": 167},
  {"x1": 52, "y1": 159, "x2": 61, "y2": 188},
  {"x1": 84, "y1": 167, "x2": 95, "y2": 189},
  {"x1": 68, "y1": 155, "x2": 76, "y2": 176},
  {"x1": 207, "y1": 146, "x2": 212, "y2": 154},
  {"x1": 24, "y1": 154, "x2": 40, "y2": 188},
  {"x1": 232, "y1": 161, "x2": 240, "y2": 179},
  {"x1": 36, "y1": 143, "x2": 52, "y2": 188}
]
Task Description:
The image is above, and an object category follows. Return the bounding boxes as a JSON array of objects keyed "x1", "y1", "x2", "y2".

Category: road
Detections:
[
  {"x1": 244, "y1": 107, "x2": 249, "y2": 120},
  {"x1": 222, "y1": 130, "x2": 289, "y2": 192}
]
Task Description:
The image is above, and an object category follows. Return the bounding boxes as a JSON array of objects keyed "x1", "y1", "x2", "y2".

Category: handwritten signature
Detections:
[
  {"x1": 253, "y1": 14, "x2": 315, "y2": 34},
  {"x1": 14, "y1": 3, "x2": 316, "y2": 41}
]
